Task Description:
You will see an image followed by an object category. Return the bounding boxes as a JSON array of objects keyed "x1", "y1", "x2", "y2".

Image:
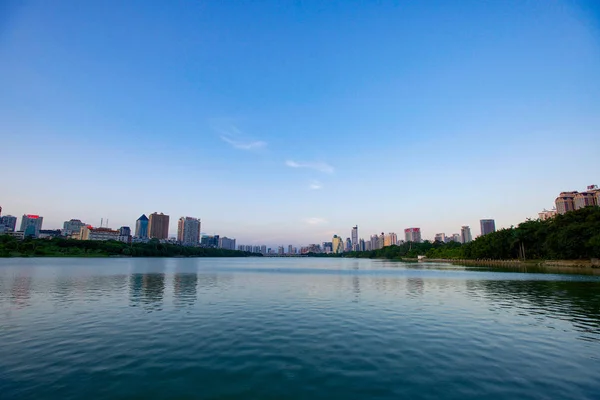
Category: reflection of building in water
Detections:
[
  {"x1": 352, "y1": 275, "x2": 361, "y2": 302},
  {"x1": 406, "y1": 277, "x2": 424, "y2": 297},
  {"x1": 129, "y1": 273, "x2": 165, "y2": 309},
  {"x1": 173, "y1": 273, "x2": 198, "y2": 307},
  {"x1": 11, "y1": 274, "x2": 32, "y2": 308}
]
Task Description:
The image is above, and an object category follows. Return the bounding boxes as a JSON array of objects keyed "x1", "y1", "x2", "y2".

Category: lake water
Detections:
[{"x1": 1, "y1": 257, "x2": 599, "y2": 399}]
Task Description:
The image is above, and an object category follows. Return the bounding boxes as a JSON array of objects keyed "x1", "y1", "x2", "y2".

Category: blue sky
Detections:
[{"x1": 1, "y1": 0, "x2": 599, "y2": 246}]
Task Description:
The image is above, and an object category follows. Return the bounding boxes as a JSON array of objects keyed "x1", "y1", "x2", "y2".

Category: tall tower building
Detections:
[
  {"x1": 288, "y1": 244, "x2": 293, "y2": 254},
  {"x1": 404, "y1": 228, "x2": 421, "y2": 243},
  {"x1": 332, "y1": 235, "x2": 344, "y2": 254},
  {"x1": 135, "y1": 214, "x2": 149, "y2": 239},
  {"x1": 351, "y1": 226, "x2": 358, "y2": 248},
  {"x1": 384, "y1": 232, "x2": 398, "y2": 247},
  {"x1": 0, "y1": 215, "x2": 17, "y2": 232},
  {"x1": 480, "y1": 219, "x2": 496, "y2": 236},
  {"x1": 20, "y1": 214, "x2": 43, "y2": 238},
  {"x1": 177, "y1": 217, "x2": 201, "y2": 246},
  {"x1": 148, "y1": 212, "x2": 170, "y2": 239},
  {"x1": 555, "y1": 192, "x2": 577, "y2": 215},
  {"x1": 460, "y1": 226, "x2": 472, "y2": 243}
]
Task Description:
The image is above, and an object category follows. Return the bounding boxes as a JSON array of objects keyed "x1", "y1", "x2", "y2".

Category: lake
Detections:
[{"x1": 1, "y1": 257, "x2": 599, "y2": 399}]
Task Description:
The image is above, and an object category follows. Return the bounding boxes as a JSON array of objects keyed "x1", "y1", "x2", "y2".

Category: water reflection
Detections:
[
  {"x1": 11, "y1": 273, "x2": 32, "y2": 308},
  {"x1": 406, "y1": 277, "x2": 424, "y2": 297},
  {"x1": 173, "y1": 272, "x2": 197, "y2": 308},
  {"x1": 129, "y1": 259, "x2": 167, "y2": 311}
]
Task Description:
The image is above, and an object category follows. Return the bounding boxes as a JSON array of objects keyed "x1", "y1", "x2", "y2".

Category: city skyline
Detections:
[{"x1": 2, "y1": 1, "x2": 599, "y2": 245}]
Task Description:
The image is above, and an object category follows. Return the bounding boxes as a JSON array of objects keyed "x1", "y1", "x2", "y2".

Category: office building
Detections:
[
  {"x1": 0, "y1": 215, "x2": 17, "y2": 232},
  {"x1": 118, "y1": 226, "x2": 132, "y2": 243},
  {"x1": 359, "y1": 238, "x2": 365, "y2": 252},
  {"x1": 38, "y1": 230, "x2": 61, "y2": 239},
  {"x1": 480, "y1": 219, "x2": 496, "y2": 236},
  {"x1": 351, "y1": 226, "x2": 358, "y2": 248},
  {"x1": 63, "y1": 219, "x2": 86, "y2": 236},
  {"x1": 574, "y1": 192, "x2": 598, "y2": 210},
  {"x1": 450, "y1": 233, "x2": 461, "y2": 242},
  {"x1": 332, "y1": 235, "x2": 344, "y2": 254},
  {"x1": 20, "y1": 214, "x2": 43, "y2": 238},
  {"x1": 322, "y1": 242, "x2": 333, "y2": 253},
  {"x1": 135, "y1": 214, "x2": 149, "y2": 238},
  {"x1": 80, "y1": 226, "x2": 120, "y2": 241},
  {"x1": 148, "y1": 212, "x2": 169, "y2": 239},
  {"x1": 260, "y1": 245, "x2": 267, "y2": 255},
  {"x1": 434, "y1": 233, "x2": 446, "y2": 243},
  {"x1": 218, "y1": 236, "x2": 236, "y2": 250},
  {"x1": 555, "y1": 192, "x2": 577, "y2": 215},
  {"x1": 278, "y1": 246, "x2": 284, "y2": 255},
  {"x1": 345, "y1": 237, "x2": 352, "y2": 252},
  {"x1": 404, "y1": 228, "x2": 421, "y2": 243},
  {"x1": 383, "y1": 232, "x2": 397, "y2": 247},
  {"x1": 288, "y1": 244, "x2": 293, "y2": 254},
  {"x1": 460, "y1": 226, "x2": 472, "y2": 243},
  {"x1": 177, "y1": 217, "x2": 201, "y2": 246},
  {"x1": 201, "y1": 235, "x2": 219, "y2": 248}
]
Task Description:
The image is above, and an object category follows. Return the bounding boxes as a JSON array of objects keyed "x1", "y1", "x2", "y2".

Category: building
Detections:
[
  {"x1": 434, "y1": 233, "x2": 446, "y2": 243},
  {"x1": 288, "y1": 244, "x2": 293, "y2": 254},
  {"x1": 460, "y1": 226, "x2": 472, "y2": 244},
  {"x1": 574, "y1": 192, "x2": 598, "y2": 210},
  {"x1": 20, "y1": 214, "x2": 43, "y2": 238},
  {"x1": 450, "y1": 233, "x2": 461, "y2": 242},
  {"x1": 383, "y1": 232, "x2": 397, "y2": 247},
  {"x1": 201, "y1": 235, "x2": 219, "y2": 248},
  {"x1": 0, "y1": 215, "x2": 17, "y2": 232},
  {"x1": 148, "y1": 212, "x2": 169, "y2": 239},
  {"x1": 260, "y1": 245, "x2": 267, "y2": 255},
  {"x1": 538, "y1": 209, "x2": 557, "y2": 221},
  {"x1": 38, "y1": 230, "x2": 61, "y2": 239},
  {"x1": 322, "y1": 242, "x2": 333, "y2": 253},
  {"x1": 345, "y1": 238, "x2": 352, "y2": 252},
  {"x1": 79, "y1": 226, "x2": 120, "y2": 241},
  {"x1": 135, "y1": 214, "x2": 149, "y2": 239},
  {"x1": 351, "y1": 226, "x2": 358, "y2": 248},
  {"x1": 480, "y1": 219, "x2": 496, "y2": 236},
  {"x1": 218, "y1": 236, "x2": 236, "y2": 250},
  {"x1": 359, "y1": 238, "x2": 365, "y2": 252},
  {"x1": 118, "y1": 226, "x2": 132, "y2": 243},
  {"x1": 62, "y1": 219, "x2": 86, "y2": 236},
  {"x1": 177, "y1": 217, "x2": 201, "y2": 246},
  {"x1": 332, "y1": 235, "x2": 344, "y2": 254},
  {"x1": 404, "y1": 228, "x2": 421, "y2": 243},
  {"x1": 555, "y1": 192, "x2": 577, "y2": 215}
]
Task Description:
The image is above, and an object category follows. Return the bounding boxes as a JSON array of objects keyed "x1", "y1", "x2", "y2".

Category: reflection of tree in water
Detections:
[
  {"x1": 173, "y1": 273, "x2": 198, "y2": 308},
  {"x1": 406, "y1": 277, "x2": 424, "y2": 297},
  {"x1": 196, "y1": 274, "x2": 233, "y2": 291},
  {"x1": 129, "y1": 273, "x2": 165, "y2": 311},
  {"x1": 468, "y1": 279, "x2": 600, "y2": 337}
]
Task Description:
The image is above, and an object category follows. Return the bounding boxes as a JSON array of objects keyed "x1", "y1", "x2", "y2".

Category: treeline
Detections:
[
  {"x1": 0, "y1": 236, "x2": 261, "y2": 258},
  {"x1": 346, "y1": 207, "x2": 600, "y2": 260}
]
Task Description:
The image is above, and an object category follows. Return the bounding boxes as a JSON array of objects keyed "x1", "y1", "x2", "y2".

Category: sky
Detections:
[{"x1": 1, "y1": 0, "x2": 599, "y2": 247}]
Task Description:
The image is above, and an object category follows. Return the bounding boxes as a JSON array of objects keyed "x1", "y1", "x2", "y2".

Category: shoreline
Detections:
[{"x1": 413, "y1": 258, "x2": 600, "y2": 269}]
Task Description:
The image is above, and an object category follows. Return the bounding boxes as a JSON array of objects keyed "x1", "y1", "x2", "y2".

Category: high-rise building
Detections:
[
  {"x1": 20, "y1": 214, "x2": 43, "y2": 238},
  {"x1": 135, "y1": 214, "x2": 149, "y2": 239},
  {"x1": 345, "y1": 238, "x2": 352, "y2": 252},
  {"x1": 480, "y1": 219, "x2": 496, "y2": 236},
  {"x1": 404, "y1": 228, "x2": 421, "y2": 243},
  {"x1": 451, "y1": 234, "x2": 461, "y2": 242},
  {"x1": 278, "y1": 246, "x2": 284, "y2": 255},
  {"x1": 63, "y1": 219, "x2": 86, "y2": 237},
  {"x1": 351, "y1": 226, "x2": 358, "y2": 248},
  {"x1": 460, "y1": 226, "x2": 472, "y2": 243},
  {"x1": 260, "y1": 245, "x2": 267, "y2": 255},
  {"x1": 118, "y1": 226, "x2": 132, "y2": 243},
  {"x1": 574, "y1": 192, "x2": 598, "y2": 210},
  {"x1": 434, "y1": 233, "x2": 446, "y2": 243},
  {"x1": 0, "y1": 215, "x2": 17, "y2": 232},
  {"x1": 322, "y1": 242, "x2": 333, "y2": 253},
  {"x1": 332, "y1": 235, "x2": 344, "y2": 254},
  {"x1": 288, "y1": 244, "x2": 293, "y2": 254},
  {"x1": 218, "y1": 236, "x2": 236, "y2": 250},
  {"x1": 359, "y1": 238, "x2": 365, "y2": 251},
  {"x1": 177, "y1": 217, "x2": 201, "y2": 246},
  {"x1": 383, "y1": 232, "x2": 397, "y2": 247},
  {"x1": 148, "y1": 212, "x2": 169, "y2": 239},
  {"x1": 555, "y1": 192, "x2": 577, "y2": 215}
]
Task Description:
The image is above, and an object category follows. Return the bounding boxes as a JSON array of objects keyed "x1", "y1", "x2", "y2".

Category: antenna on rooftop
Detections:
[{"x1": 101, "y1": 218, "x2": 103, "y2": 227}]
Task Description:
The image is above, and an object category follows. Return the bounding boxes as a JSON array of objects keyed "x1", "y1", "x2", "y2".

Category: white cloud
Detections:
[
  {"x1": 309, "y1": 180, "x2": 323, "y2": 190},
  {"x1": 220, "y1": 135, "x2": 267, "y2": 150},
  {"x1": 285, "y1": 160, "x2": 334, "y2": 174},
  {"x1": 305, "y1": 217, "x2": 327, "y2": 225}
]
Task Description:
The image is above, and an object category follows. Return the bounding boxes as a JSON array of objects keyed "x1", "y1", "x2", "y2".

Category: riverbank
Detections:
[{"x1": 417, "y1": 258, "x2": 600, "y2": 269}]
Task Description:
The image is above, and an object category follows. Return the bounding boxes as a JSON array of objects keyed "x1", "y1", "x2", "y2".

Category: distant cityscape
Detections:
[{"x1": 1, "y1": 184, "x2": 598, "y2": 255}]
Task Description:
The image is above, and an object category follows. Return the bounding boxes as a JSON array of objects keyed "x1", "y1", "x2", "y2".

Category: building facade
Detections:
[
  {"x1": 460, "y1": 226, "x2": 472, "y2": 244},
  {"x1": 63, "y1": 219, "x2": 86, "y2": 236},
  {"x1": 574, "y1": 192, "x2": 598, "y2": 210},
  {"x1": 480, "y1": 219, "x2": 496, "y2": 236},
  {"x1": 434, "y1": 233, "x2": 446, "y2": 243},
  {"x1": 0, "y1": 215, "x2": 17, "y2": 232},
  {"x1": 148, "y1": 212, "x2": 169, "y2": 239},
  {"x1": 332, "y1": 235, "x2": 344, "y2": 254},
  {"x1": 218, "y1": 236, "x2": 236, "y2": 250},
  {"x1": 20, "y1": 214, "x2": 43, "y2": 238},
  {"x1": 351, "y1": 226, "x2": 358, "y2": 248},
  {"x1": 555, "y1": 192, "x2": 577, "y2": 215},
  {"x1": 201, "y1": 235, "x2": 219, "y2": 248},
  {"x1": 538, "y1": 209, "x2": 557, "y2": 221},
  {"x1": 177, "y1": 217, "x2": 201, "y2": 246},
  {"x1": 384, "y1": 232, "x2": 398, "y2": 247},
  {"x1": 79, "y1": 226, "x2": 120, "y2": 241},
  {"x1": 135, "y1": 214, "x2": 149, "y2": 239},
  {"x1": 404, "y1": 228, "x2": 421, "y2": 243}
]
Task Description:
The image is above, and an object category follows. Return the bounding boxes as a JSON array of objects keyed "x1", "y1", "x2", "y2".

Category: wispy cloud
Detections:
[
  {"x1": 220, "y1": 135, "x2": 267, "y2": 150},
  {"x1": 305, "y1": 217, "x2": 327, "y2": 225},
  {"x1": 309, "y1": 180, "x2": 323, "y2": 190},
  {"x1": 285, "y1": 160, "x2": 334, "y2": 174}
]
